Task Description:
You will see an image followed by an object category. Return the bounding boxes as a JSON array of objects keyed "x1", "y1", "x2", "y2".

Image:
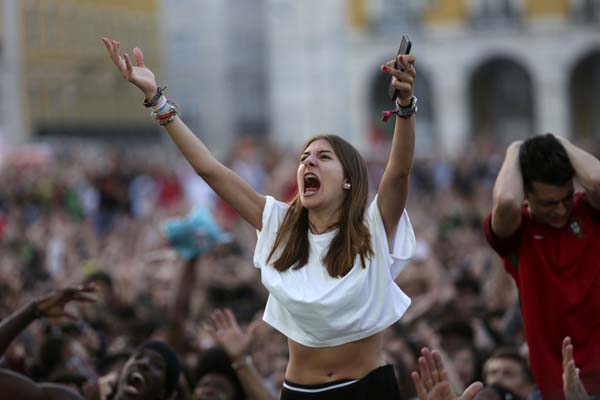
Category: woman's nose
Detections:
[{"x1": 303, "y1": 156, "x2": 316, "y2": 166}]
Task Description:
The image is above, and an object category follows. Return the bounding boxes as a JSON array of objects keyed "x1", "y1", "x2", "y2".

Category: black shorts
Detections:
[{"x1": 280, "y1": 364, "x2": 401, "y2": 400}]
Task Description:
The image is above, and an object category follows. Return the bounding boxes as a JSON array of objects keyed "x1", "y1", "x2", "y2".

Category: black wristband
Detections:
[
  {"x1": 396, "y1": 96, "x2": 418, "y2": 119},
  {"x1": 143, "y1": 86, "x2": 166, "y2": 108}
]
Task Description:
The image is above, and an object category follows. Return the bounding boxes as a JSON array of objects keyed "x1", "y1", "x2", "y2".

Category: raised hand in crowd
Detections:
[
  {"x1": 562, "y1": 337, "x2": 590, "y2": 400},
  {"x1": 411, "y1": 347, "x2": 483, "y2": 400},
  {"x1": 0, "y1": 284, "x2": 96, "y2": 357},
  {"x1": 0, "y1": 285, "x2": 97, "y2": 400},
  {"x1": 207, "y1": 308, "x2": 259, "y2": 363},
  {"x1": 205, "y1": 308, "x2": 274, "y2": 400},
  {"x1": 35, "y1": 285, "x2": 97, "y2": 322}
]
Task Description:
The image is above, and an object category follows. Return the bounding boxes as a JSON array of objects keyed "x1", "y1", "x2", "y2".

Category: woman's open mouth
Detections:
[{"x1": 303, "y1": 173, "x2": 320, "y2": 196}]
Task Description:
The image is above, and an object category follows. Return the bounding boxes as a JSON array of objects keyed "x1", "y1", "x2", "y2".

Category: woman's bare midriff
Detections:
[{"x1": 285, "y1": 332, "x2": 386, "y2": 384}]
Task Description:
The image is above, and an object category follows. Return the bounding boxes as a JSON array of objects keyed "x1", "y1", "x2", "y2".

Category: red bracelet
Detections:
[{"x1": 154, "y1": 111, "x2": 176, "y2": 121}]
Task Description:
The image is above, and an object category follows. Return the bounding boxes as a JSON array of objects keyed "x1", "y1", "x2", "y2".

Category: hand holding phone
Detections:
[{"x1": 388, "y1": 34, "x2": 412, "y2": 102}]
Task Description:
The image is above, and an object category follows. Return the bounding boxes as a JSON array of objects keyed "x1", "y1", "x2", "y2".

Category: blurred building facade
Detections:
[
  {"x1": 163, "y1": 0, "x2": 600, "y2": 156},
  {"x1": 271, "y1": 0, "x2": 600, "y2": 155},
  {"x1": 2, "y1": 0, "x2": 599, "y2": 156},
  {"x1": 163, "y1": 0, "x2": 270, "y2": 155},
  {"x1": 344, "y1": 0, "x2": 600, "y2": 155},
  {"x1": 1, "y1": 0, "x2": 163, "y2": 145}
]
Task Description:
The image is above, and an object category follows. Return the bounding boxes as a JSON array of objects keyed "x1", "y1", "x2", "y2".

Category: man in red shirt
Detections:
[{"x1": 484, "y1": 133, "x2": 600, "y2": 400}]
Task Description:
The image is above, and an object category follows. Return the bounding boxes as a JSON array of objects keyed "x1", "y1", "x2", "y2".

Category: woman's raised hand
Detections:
[
  {"x1": 102, "y1": 37, "x2": 158, "y2": 99},
  {"x1": 381, "y1": 54, "x2": 416, "y2": 106}
]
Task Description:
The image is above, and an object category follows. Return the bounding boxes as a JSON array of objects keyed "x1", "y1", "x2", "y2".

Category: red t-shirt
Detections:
[{"x1": 484, "y1": 193, "x2": 600, "y2": 400}]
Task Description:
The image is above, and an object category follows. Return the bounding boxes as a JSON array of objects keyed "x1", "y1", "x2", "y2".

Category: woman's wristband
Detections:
[
  {"x1": 143, "y1": 86, "x2": 166, "y2": 108},
  {"x1": 381, "y1": 95, "x2": 418, "y2": 122}
]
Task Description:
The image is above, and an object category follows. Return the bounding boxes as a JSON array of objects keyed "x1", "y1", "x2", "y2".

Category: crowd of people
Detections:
[
  {"x1": 1, "y1": 36, "x2": 598, "y2": 400},
  {"x1": 0, "y1": 132, "x2": 595, "y2": 399}
]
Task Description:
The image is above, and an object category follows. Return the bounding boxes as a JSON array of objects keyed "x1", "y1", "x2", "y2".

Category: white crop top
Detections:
[{"x1": 253, "y1": 195, "x2": 416, "y2": 347}]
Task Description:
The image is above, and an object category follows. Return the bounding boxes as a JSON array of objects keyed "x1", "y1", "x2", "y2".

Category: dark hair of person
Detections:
[
  {"x1": 519, "y1": 133, "x2": 574, "y2": 193},
  {"x1": 139, "y1": 341, "x2": 181, "y2": 398},
  {"x1": 84, "y1": 270, "x2": 113, "y2": 290},
  {"x1": 107, "y1": 342, "x2": 181, "y2": 400},
  {"x1": 195, "y1": 347, "x2": 244, "y2": 400},
  {"x1": 267, "y1": 134, "x2": 373, "y2": 278},
  {"x1": 486, "y1": 347, "x2": 533, "y2": 383},
  {"x1": 38, "y1": 335, "x2": 69, "y2": 379}
]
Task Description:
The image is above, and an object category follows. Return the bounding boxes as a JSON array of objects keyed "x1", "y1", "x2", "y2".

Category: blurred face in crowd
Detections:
[
  {"x1": 193, "y1": 373, "x2": 237, "y2": 400},
  {"x1": 483, "y1": 357, "x2": 532, "y2": 399},
  {"x1": 297, "y1": 139, "x2": 347, "y2": 213},
  {"x1": 452, "y1": 347, "x2": 477, "y2": 386},
  {"x1": 115, "y1": 349, "x2": 167, "y2": 400},
  {"x1": 526, "y1": 181, "x2": 574, "y2": 229}
]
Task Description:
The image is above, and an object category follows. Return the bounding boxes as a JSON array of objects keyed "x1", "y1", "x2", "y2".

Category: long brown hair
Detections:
[{"x1": 266, "y1": 134, "x2": 373, "y2": 277}]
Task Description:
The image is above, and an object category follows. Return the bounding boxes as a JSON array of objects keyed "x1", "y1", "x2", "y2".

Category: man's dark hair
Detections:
[
  {"x1": 519, "y1": 133, "x2": 574, "y2": 193},
  {"x1": 486, "y1": 347, "x2": 533, "y2": 383}
]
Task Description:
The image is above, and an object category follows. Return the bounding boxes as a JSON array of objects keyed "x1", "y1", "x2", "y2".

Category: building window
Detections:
[
  {"x1": 469, "y1": 0, "x2": 522, "y2": 29},
  {"x1": 570, "y1": 51, "x2": 600, "y2": 139},
  {"x1": 369, "y1": 0, "x2": 424, "y2": 33},
  {"x1": 469, "y1": 57, "x2": 534, "y2": 144}
]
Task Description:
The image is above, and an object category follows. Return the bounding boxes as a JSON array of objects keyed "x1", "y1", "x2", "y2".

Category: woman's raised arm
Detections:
[
  {"x1": 102, "y1": 37, "x2": 265, "y2": 229},
  {"x1": 377, "y1": 54, "x2": 416, "y2": 245}
]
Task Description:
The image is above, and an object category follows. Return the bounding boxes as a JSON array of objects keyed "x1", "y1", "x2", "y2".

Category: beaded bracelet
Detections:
[
  {"x1": 151, "y1": 100, "x2": 180, "y2": 126},
  {"x1": 151, "y1": 96, "x2": 169, "y2": 114}
]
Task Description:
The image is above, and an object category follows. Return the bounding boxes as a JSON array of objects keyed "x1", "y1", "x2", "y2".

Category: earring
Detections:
[{"x1": 343, "y1": 182, "x2": 351, "y2": 189}]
